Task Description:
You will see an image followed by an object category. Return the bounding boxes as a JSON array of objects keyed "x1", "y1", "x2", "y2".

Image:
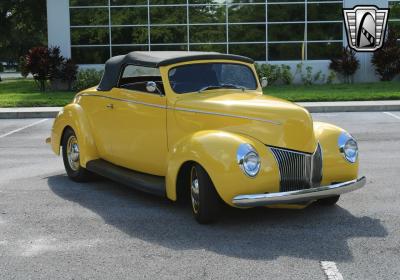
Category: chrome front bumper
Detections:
[{"x1": 232, "y1": 177, "x2": 366, "y2": 207}]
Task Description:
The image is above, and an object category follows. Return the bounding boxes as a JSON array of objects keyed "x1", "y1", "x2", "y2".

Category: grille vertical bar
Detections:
[{"x1": 270, "y1": 144, "x2": 323, "y2": 192}]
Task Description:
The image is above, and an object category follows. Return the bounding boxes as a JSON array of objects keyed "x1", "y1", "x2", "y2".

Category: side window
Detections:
[{"x1": 119, "y1": 65, "x2": 164, "y2": 95}]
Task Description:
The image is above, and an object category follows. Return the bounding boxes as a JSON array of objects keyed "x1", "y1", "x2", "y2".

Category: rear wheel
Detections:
[
  {"x1": 317, "y1": 195, "x2": 340, "y2": 206},
  {"x1": 190, "y1": 164, "x2": 220, "y2": 224},
  {"x1": 62, "y1": 128, "x2": 92, "y2": 182}
]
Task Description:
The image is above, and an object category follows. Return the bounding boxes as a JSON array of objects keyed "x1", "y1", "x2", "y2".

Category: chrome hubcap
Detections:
[
  {"x1": 190, "y1": 167, "x2": 200, "y2": 214},
  {"x1": 67, "y1": 135, "x2": 80, "y2": 171}
]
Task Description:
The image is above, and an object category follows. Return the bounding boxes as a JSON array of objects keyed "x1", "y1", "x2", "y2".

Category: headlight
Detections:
[
  {"x1": 237, "y1": 144, "x2": 261, "y2": 177},
  {"x1": 338, "y1": 132, "x2": 358, "y2": 163}
]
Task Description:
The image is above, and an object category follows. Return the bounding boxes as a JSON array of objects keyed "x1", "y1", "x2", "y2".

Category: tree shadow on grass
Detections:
[{"x1": 47, "y1": 174, "x2": 387, "y2": 261}]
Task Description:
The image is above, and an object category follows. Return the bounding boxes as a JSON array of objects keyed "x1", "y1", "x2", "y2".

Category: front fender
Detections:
[
  {"x1": 314, "y1": 121, "x2": 359, "y2": 185},
  {"x1": 166, "y1": 130, "x2": 280, "y2": 205},
  {"x1": 50, "y1": 103, "x2": 99, "y2": 167}
]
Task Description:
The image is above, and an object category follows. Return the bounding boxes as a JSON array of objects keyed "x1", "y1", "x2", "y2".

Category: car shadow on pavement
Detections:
[{"x1": 47, "y1": 174, "x2": 387, "y2": 261}]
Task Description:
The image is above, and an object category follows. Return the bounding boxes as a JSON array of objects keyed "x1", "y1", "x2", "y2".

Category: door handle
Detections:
[{"x1": 106, "y1": 104, "x2": 114, "y2": 109}]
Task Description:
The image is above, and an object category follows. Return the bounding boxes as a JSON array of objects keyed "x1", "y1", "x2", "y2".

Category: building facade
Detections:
[{"x1": 47, "y1": 0, "x2": 398, "y2": 82}]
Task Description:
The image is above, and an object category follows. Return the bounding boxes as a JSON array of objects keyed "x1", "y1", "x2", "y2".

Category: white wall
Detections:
[{"x1": 47, "y1": 0, "x2": 71, "y2": 58}]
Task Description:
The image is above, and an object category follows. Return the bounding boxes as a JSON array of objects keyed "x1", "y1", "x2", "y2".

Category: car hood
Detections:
[{"x1": 172, "y1": 91, "x2": 317, "y2": 153}]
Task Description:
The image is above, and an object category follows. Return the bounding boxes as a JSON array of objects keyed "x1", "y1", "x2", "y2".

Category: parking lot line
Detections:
[
  {"x1": 0, "y1": 119, "x2": 48, "y2": 138},
  {"x1": 383, "y1": 112, "x2": 400, "y2": 121},
  {"x1": 320, "y1": 261, "x2": 344, "y2": 280}
]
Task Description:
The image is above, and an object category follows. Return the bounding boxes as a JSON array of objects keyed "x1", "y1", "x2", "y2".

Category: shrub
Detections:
[
  {"x1": 280, "y1": 64, "x2": 293, "y2": 85},
  {"x1": 60, "y1": 59, "x2": 79, "y2": 90},
  {"x1": 255, "y1": 63, "x2": 293, "y2": 85},
  {"x1": 0, "y1": 63, "x2": 4, "y2": 73},
  {"x1": 20, "y1": 47, "x2": 51, "y2": 91},
  {"x1": 20, "y1": 46, "x2": 79, "y2": 91},
  {"x1": 329, "y1": 47, "x2": 359, "y2": 83},
  {"x1": 371, "y1": 29, "x2": 400, "y2": 81},
  {"x1": 326, "y1": 71, "x2": 337, "y2": 84},
  {"x1": 73, "y1": 69, "x2": 104, "y2": 91}
]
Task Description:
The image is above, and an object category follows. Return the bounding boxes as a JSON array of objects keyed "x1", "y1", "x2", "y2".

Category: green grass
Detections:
[
  {"x1": 1, "y1": 79, "x2": 400, "y2": 107},
  {"x1": 0, "y1": 79, "x2": 76, "y2": 107},
  {"x1": 264, "y1": 81, "x2": 400, "y2": 102}
]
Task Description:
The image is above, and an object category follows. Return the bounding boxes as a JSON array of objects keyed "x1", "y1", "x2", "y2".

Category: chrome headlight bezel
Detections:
[
  {"x1": 338, "y1": 132, "x2": 358, "y2": 163},
  {"x1": 237, "y1": 144, "x2": 261, "y2": 178}
]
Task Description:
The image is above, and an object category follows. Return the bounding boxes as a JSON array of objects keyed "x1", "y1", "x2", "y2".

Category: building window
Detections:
[
  {"x1": 69, "y1": 0, "x2": 343, "y2": 64},
  {"x1": 389, "y1": 1, "x2": 400, "y2": 39}
]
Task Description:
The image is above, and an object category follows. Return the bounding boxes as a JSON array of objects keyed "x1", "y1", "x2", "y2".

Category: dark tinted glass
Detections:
[
  {"x1": 268, "y1": 4, "x2": 304, "y2": 22},
  {"x1": 70, "y1": 0, "x2": 107, "y2": 6},
  {"x1": 228, "y1": 4, "x2": 265, "y2": 22},
  {"x1": 151, "y1": 0, "x2": 186, "y2": 4},
  {"x1": 307, "y1": 3, "x2": 342, "y2": 21},
  {"x1": 111, "y1": 27, "x2": 148, "y2": 44},
  {"x1": 169, "y1": 63, "x2": 257, "y2": 93},
  {"x1": 229, "y1": 43, "x2": 265, "y2": 60},
  {"x1": 112, "y1": 45, "x2": 148, "y2": 56},
  {"x1": 111, "y1": 0, "x2": 147, "y2": 4},
  {"x1": 71, "y1": 28, "x2": 109, "y2": 45},
  {"x1": 190, "y1": 25, "x2": 226, "y2": 43},
  {"x1": 70, "y1": 8, "x2": 108, "y2": 25},
  {"x1": 190, "y1": 44, "x2": 227, "y2": 53},
  {"x1": 390, "y1": 1, "x2": 400, "y2": 18},
  {"x1": 111, "y1": 7, "x2": 148, "y2": 25},
  {"x1": 150, "y1": 6, "x2": 187, "y2": 24},
  {"x1": 150, "y1": 45, "x2": 188, "y2": 51},
  {"x1": 307, "y1": 42, "x2": 342, "y2": 60},
  {"x1": 229, "y1": 24, "x2": 265, "y2": 42},
  {"x1": 151, "y1": 26, "x2": 187, "y2": 43},
  {"x1": 308, "y1": 23, "x2": 342, "y2": 41},
  {"x1": 268, "y1": 24, "x2": 304, "y2": 41},
  {"x1": 71, "y1": 47, "x2": 110, "y2": 64},
  {"x1": 189, "y1": 5, "x2": 226, "y2": 23},
  {"x1": 268, "y1": 43, "x2": 303, "y2": 60}
]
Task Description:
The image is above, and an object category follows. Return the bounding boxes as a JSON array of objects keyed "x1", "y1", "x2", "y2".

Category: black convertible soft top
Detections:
[{"x1": 97, "y1": 51, "x2": 254, "y2": 91}]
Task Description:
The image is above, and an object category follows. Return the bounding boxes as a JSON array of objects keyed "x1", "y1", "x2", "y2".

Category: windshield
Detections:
[{"x1": 168, "y1": 63, "x2": 258, "y2": 94}]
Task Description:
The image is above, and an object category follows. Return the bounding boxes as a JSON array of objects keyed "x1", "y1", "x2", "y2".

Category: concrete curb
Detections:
[{"x1": 1, "y1": 101, "x2": 400, "y2": 118}]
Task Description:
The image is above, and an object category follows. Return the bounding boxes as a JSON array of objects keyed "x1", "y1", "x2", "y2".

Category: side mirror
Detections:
[
  {"x1": 146, "y1": 81, "x2": 158, "y2": 93},
  {"x1": 260, "y1": 77, "x2": 268, "y2": 88}
]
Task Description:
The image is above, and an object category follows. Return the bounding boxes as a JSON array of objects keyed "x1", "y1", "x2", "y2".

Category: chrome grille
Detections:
[{"x1": 270, "y1": 144, "x2": 323, "y2": 192}]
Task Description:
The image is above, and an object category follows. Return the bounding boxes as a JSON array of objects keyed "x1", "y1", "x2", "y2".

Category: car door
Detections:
[{"x1": 104, "y1": 66, "x2": 168, "y2": 176}]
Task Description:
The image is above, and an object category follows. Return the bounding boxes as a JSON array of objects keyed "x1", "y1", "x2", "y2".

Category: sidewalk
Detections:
[{"x1": 1, "y1": 100, "x2": 400, "y2": 118}]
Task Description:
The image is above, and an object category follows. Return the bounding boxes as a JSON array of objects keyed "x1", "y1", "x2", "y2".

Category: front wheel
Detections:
[
  {"x1": 317, "y1": 195, "x2": 340, "y2": 206},
  {"x1": 190, "y1": 164, "x2": 221, "y2": 224},
  {"x1": 62, "y1": 128, "x2": 93, "y2": 182}
]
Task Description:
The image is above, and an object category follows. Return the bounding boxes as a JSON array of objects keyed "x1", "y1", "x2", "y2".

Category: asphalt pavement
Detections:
[{"x1": 0, "y1": 112, "x2": 399, "y2": 279}]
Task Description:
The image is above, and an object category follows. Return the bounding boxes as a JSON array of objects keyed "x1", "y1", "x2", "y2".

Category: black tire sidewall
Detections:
[{"x1": 191, "y1": 163, "x2": 220, "y2": 224}]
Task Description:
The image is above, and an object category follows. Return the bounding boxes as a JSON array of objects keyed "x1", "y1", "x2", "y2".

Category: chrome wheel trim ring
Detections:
[
  {"x1": 190, "y1": 167, "x2": 200, "y2": 214},
  {"x1": 67, "y1": 135, "x2": 80, "y2": 171}
]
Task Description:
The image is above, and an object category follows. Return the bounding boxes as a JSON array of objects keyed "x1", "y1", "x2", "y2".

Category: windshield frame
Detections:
[{"x1": 166, "y1": 61, "x2": 260, "y2": 95}]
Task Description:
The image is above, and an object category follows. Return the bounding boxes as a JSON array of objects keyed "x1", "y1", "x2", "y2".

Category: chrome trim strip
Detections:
[
  {"x1": 173, "y1": 107, "x2": 281, "y2": 125},
  {"x1": 79, "y1": 93, "x2": 281, "y2": 125},
  {"x1": 79, "y1": 93, "x2": 167, "y2": 109},
  {"x1": 232, "y1": 176, "x2": 366, "y2": 207}
]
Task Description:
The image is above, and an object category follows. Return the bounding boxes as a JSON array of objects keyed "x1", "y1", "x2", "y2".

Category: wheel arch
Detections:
[
  {"x1": 50, "y1": 104, "x2": 99, "y2": 167},
  {"x1": 165, "y1": 130, "x2": 277, "y2": 205}
]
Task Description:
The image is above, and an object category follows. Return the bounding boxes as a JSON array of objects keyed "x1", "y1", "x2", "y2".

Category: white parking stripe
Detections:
[
  {"x1": 383, "y1": 112, "x2": 400, "y2": 120},
  {"x1": 0, "y1": 119, "x2": 48, "y2": 138},
  {"x1": 320, "y1": 261, "x2": 344, "y2": 280}
]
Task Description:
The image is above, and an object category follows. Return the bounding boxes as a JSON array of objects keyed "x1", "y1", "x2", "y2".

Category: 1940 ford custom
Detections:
[{"x1": 48, "y1": 51, "x2": 366, "y2": 223}]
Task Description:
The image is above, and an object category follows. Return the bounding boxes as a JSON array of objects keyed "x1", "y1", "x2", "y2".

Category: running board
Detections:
[{"x1": 86, "y1": 159, "x2": 166, "y2": 197}]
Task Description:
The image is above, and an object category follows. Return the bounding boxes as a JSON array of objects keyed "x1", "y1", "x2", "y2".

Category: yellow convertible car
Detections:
[{"x1": 48, "y1": 51, "x2": 366, "y2": 223}]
